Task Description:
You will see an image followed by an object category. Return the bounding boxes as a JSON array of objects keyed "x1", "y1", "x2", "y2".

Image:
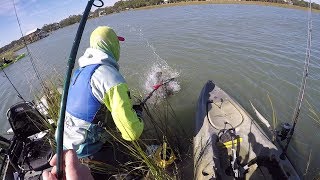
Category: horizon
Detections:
[
  {"x1": 0, "y1": 0, "x2": 118, "y2": 47},
  {"x1": 0, "y1": 0, "x2": 319, "y2": 48}
]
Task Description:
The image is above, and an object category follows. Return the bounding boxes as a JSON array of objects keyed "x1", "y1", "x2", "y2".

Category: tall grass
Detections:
[{"x1": 34, "y1": 78, "x2": 63, "y2": 149}]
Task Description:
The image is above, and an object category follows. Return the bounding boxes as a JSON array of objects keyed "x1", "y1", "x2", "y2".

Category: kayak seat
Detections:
[
  {"x1": 6, "y1": 101, "x2": 53, "y2": 177},
  {"x1": 7, "y1": 102, "x2": 47, "y2": 139}
]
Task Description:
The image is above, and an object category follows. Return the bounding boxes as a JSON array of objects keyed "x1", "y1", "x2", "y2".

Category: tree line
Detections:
[{"x1": 1, "y1": 0, "x2": 319, "y2": 55}]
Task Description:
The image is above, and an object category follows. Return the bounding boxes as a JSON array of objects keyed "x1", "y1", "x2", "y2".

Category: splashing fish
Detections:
[{"x1": 145, "y1": 63, "x2": 180, "y2": 103}]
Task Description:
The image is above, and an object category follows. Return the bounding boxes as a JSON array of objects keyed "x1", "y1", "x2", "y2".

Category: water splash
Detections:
[
  {"x1": 144, "y1": 46, "x2": 181, "y2": 104},
  {"x1": 123, "y1": 25, "x2": 181, "y2": 103},
  {"x1": 144, "y1": 63, "x2": 180, "y2": 104}
]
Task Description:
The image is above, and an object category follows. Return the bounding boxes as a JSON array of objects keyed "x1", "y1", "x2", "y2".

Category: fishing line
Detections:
[
  {"x1": 291, "y1": 1, "x2": 312, "y2": 126},
  {"x1": 281, "y1": 0, "x2": 312, "y2": 159},
  {"x1": 1, "y1": 67, "x2": 25, "y2": 101},
  {"x1": 12, "y1": 0, "x2": 46, "y2": 91}
]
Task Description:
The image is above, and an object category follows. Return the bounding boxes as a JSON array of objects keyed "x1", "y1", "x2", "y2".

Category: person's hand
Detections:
[
  {"x1": 133, "y1": 104, "x2": 143, "y2": 119},
  {"x1": 42, "y1": 149, "x2": 93, "y2": 180}
]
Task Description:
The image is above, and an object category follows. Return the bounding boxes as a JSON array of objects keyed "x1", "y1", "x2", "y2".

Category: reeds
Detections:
[
  {"x1": 267, "y1": 93, "x2": 278, "y2": 131},
  {"x1": 306, "y1": 100, "x2": 320, "y2": 127}
]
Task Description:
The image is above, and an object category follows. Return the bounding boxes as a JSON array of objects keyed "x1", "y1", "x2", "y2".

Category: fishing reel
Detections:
[{"x1": 276, "y1": 123, "x2": 292, "y2": 141}]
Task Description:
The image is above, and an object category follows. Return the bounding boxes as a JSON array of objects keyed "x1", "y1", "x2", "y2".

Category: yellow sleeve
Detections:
[{"x1": 103, "y1": 83, "x2": 144, "y2": 141}]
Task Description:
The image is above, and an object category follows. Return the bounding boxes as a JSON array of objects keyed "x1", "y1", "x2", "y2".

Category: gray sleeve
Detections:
[{"x1": 90, "y1": 65, "x2": 126, "y2": 104}]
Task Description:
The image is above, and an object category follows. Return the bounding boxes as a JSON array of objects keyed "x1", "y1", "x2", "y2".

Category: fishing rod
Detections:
[
  {"x1": 56, "y1": 0, "x2": 103, "y2": 179},
  {"x1": 0, "y1": 67, "x2": 25, "y2": 101},
  {"x1": 140, "y1": 77, "x2": 175, "y2": 105},
  {"x1": 280, "y1": 0, "x2": 312, "y2": 160}
]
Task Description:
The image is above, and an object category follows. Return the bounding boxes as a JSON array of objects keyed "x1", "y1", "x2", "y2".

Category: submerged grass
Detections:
[
  {"x1": 305, "y1": 100, "x2": 320, "y2": 127},
  {"x1": 35, "y1": 79, "x2": 190, "y2": 179},
  {"x1": 267, "y1": 93, "x2": 278, "y2": 131}
]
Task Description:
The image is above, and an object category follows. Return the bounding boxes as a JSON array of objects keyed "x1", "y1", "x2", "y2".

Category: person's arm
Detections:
[
  {"x1": 90, "y1": 65, "x2": 144, "y2": 141},
  {"x1": 103, "y1": 83, "x2": 144, "y2": 141}
]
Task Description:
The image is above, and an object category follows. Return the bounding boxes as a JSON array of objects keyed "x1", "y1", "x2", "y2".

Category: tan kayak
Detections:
[{"x1": 194, "y1": 80, "x2": 300, "y2": 180}]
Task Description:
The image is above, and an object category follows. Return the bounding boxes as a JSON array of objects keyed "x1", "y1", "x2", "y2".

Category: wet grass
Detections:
[
  {"x1": 267, "y1": 93, "x2": 278, "y2": 131},
  {"x1": 306, "y1": 100, "x2": 320, "y2": 127}
]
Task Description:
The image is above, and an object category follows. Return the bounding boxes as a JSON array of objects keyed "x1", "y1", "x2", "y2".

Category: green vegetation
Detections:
[
  {"x1": 97, "y1": 0, "x2": 320, "y2": 14},
  {"x1": 267, "y1": 93, "x2": 278, "y2": 131},
  {"x1": 14, "y1": 53, "x2": 25, "y2": 62},
  {"x1": 58, "y1": 15, "x2": 82, "y2": 28}
]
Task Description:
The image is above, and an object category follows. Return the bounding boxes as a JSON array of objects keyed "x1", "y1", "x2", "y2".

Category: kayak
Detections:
[
  {"x1": 14, "y1": 53, "x2": 26, "y2": 62},
  {"x1": 193, "y1": 80, "x2": 300, "y2": 180}
]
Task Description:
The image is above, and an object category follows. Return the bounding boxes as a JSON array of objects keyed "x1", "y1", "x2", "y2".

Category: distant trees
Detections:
[
  {"x1": 246, "y1": 0, "x2": 286, "y2": 4},
  {"x1": 59, "y1": 15, "x2": 82, "y2": 28},
  {"x1": 39, "y1": 15, "x2": 82, "y2": 33},
  {"x1": 1, "y1": 0, "x2": 320, "y2": 54},
  {"x1": 311, "y1": 2, "x2": 320, "y2": 9},
  {"x1": 105, "y1": 0, "x2": 320, "y2": 12},
  {"x1": 41, "y1": 23, "x2": 60, "y2": 33},
  {"x1": 246, "y1": 0, "x2": 320, "y2": 8}
]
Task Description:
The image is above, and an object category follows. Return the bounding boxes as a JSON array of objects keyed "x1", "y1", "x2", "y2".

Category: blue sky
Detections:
[{"x1": 0, "y1": 0, "x2": 119, "y2": 47}]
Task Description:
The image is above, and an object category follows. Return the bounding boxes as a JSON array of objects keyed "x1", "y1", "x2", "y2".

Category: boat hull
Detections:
[{"x1": 193, "y1": 80, "x2": 300, "y2": 180}]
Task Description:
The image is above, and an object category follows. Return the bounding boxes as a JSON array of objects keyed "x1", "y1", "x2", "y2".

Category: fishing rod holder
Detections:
[
  {"x1": 274, "y1": 122, "x2": 293, "y2": 160},
  {"x1": 277, "y1": 123, "x2": 292, "y2": 141}
]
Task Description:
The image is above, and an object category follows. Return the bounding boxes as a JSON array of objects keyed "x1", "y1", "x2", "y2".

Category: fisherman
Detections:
[
  {"x1": 2, "y1": 57, "x2": 12, "y2": 64},
  {"x1": 61, "y1": 26, "x2": 144, "y2": 160}
]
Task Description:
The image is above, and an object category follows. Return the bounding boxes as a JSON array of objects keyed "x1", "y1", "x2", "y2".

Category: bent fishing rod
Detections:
[
  {"x1": 280, "y1": 0, "x2": 312, "y2": 159},
  {"x1": 56, "y1": 0, "x2": 104, "y2": 179}
]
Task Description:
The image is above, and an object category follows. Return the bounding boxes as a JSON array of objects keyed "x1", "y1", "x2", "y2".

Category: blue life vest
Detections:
[{"x1": 66, "y1": 64, "x2": 101, "y2": 122}]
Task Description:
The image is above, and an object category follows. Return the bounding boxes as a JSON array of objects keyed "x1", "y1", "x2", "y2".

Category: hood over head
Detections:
[{"x1": 90, "y1": 26, "x2": 124, "y2": 62}]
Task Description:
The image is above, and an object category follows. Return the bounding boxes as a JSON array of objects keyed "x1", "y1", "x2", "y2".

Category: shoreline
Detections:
[
  {"x1": 1, "y1": 0, "x2": 317, "y2": 61},
  {"x1": 136, "y1": 1, "x2": 320, "y2": 12}
]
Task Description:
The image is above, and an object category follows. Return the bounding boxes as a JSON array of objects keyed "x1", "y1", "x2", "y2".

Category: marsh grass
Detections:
[
  {"x1": 305, "y1": 100, "x2": 320, "y2": 127},
  {"x1": 34, "y1": 78, "x2": 63, "y2": 149},
  {"x1": 267, "y1": 93, "x2": 278, "y2": 131},
  {"x1": 36, "y1": 79, "x2": 189, "y2": 179}
]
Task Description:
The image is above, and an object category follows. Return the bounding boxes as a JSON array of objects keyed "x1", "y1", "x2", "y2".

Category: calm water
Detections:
[{"x1": 1, "y1": 4, "x2": 319, "y2": 178}]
